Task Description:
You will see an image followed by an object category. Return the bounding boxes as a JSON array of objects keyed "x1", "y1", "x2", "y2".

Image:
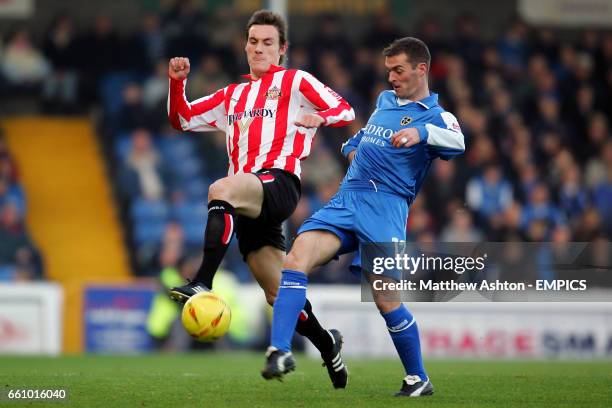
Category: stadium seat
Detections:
[
  {"x1": 172, "y1": 201, "x2": 207, "y2": 225},
  {"x1": 182, "y1": 222, "x2": 205, "y2": 246},
  {"x1": 133, "y1": 220, "x2": 167, "y2": 245},
  {"x1": 130, "y1": 198, "x2": 169, "y2": 222}
]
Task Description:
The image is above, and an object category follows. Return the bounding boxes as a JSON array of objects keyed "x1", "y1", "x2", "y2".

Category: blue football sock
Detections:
[
  {"x1": 381, "y1": 304, "x2": 427, "y2": 380},
  {"x1": 271, "y1": 270, "x2": 308, "y2": 352}
]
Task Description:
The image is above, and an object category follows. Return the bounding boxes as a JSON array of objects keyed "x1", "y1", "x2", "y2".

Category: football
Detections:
[{"x1": 181, "y1": 292, "x2": 231, "y2": 342}]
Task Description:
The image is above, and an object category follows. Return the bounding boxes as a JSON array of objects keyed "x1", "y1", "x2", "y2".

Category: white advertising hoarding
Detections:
[
  {"x1": 519, "y1": 0, "x2": 612, "y2": 27},
  {"x1": 304, "y1": 285, "x2": 612, "y2": 359},
  {"x1": 0, "y1": 0, "x2": 33, "y2": 18},
  {"x1": 0, "y1": 283, "x2": 63, "y2": 355}
]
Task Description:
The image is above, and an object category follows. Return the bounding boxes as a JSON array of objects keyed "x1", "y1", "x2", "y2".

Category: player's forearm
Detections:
[
  {"x1": 423, "y1": 124, "x2": 465, "y2": 152},
  {"x1": 317, "y1": 102, "x2": 355, "y2": 127},
  {"x1": 168, "y1": 79, "x2": 226, "y2": 132},
  {"x1": 167, "y1": 78, "x2": 191, "y2": 131}
]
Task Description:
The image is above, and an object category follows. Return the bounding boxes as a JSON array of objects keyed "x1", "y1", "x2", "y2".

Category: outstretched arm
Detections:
[
  {"x1": 295, "y1": 71, "x2": 355, "y2": 128},
  {"x1": 390, "y1": 111, "x2": 465, "y2": 160},
  {"x1": 167, "y1": 57, "x2": 227, "y2": 132}
]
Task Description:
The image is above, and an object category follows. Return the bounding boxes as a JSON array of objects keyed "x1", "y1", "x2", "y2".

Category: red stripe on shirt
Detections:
[
  {"x1": 299, "y1": 78, "x2": 353, "y2": 128},
  {"x1": 191, "y1": 89, "x2": 225, "y2": 116},
  {"x1": 299, "y1": 77, "x2": 331, "y2": 110},
  {"x1": 262, "y1": 69, "x2": 297, "y2": 169},
  {"x1": 243, "y1": 74, "x2": 274, "y2": 173},
  {"x1": 224, "y1": 84, "x2": 238, "y2": 115}
]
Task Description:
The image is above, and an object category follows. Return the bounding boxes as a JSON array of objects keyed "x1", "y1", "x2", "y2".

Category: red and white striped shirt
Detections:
[{"x1": 168, "y1": 64, "x2": 355, "y2": 178}]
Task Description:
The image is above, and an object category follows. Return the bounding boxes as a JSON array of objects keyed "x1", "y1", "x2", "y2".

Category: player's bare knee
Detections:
[
  {"x1": 208, "y1": 179, "x2": 234, "y2": 203},
  {"x1": 374, "y1": 299, "x2": 401, "y2": 314},
  {"x1": 283, "y1": 249, "x2": 309, "y2": 273},
  {"x1": 264, "y1": 290, "x2": 277, "y2": 306}
]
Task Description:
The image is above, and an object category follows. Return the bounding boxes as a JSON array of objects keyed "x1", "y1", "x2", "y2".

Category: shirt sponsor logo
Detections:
[
  {"x1": 228, "y1": 108, "x2": 276, "y2": 126},
  {"x1": 363, "y1": 123, "x2": 395, "y2": 139}
]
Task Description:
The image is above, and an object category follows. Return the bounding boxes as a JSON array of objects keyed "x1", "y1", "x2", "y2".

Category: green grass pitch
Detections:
[{"x1": 1, "y1": 353, "x2": 610, "y2": 407}]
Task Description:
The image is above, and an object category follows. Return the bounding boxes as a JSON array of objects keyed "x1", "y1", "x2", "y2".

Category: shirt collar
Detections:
[
  {"x1": 241, "y1": 64, "x2": 285, "y2": 81},
  {"x1": 395, "y1": 92, "x2": 438, "y2": 109}
]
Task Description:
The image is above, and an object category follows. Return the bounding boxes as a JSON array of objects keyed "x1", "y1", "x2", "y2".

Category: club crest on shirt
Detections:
[
  {"x1": 266, "y1": 86, "x2": 282, "y2": 100},
  {"x1": 400, "y1": 116, "x2": 412, "y2": 125}
]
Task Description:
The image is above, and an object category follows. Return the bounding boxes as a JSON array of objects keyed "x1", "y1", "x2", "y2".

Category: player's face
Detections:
[
  {"x1": 385, "y1": 53, "x2": 427, "y2": 100},
  {"x1": 245, "y1": 25, "x2": 287, "y2": 79}
]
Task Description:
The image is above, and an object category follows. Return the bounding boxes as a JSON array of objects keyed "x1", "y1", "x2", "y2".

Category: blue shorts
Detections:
[{"x1": 298, "y1": 188, "x2": 409, "y2": 275}]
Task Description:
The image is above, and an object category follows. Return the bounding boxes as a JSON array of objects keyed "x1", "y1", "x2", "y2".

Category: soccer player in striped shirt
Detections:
[
  {"x1": 166, "y1": 10, "x2": 355, "y2": 388},
  {"x1": 262, "y1": 37, "x2": 465, "y2": 396}
]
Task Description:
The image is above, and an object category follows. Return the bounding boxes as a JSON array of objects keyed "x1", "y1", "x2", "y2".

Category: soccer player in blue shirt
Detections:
[{"x1": 261, "y1": 37, "x2": 465, "y2": 396}]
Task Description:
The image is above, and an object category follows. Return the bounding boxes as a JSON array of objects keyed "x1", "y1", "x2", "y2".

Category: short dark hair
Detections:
[
  {"x1": 383, "y1": 37, "x2": 431, "y2": 70},
  {"x1": 246, "y1": 10, "x2": 288, "y2": 63}
]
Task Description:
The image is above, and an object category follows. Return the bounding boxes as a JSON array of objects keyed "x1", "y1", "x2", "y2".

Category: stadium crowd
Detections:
[
  {"x1": 1, "y1": 4, "x2": 611, "y2": 282},
  {"x1": 0, "y1": 133, "x2": 43, "y2": 281}
]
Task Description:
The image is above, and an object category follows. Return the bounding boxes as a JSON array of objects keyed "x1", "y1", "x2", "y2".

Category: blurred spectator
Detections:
[
  {"x1": 186, "y1": 54, "x2": 231, "y2": 100},
  {"x1": 440, "y1": 210, "x2": 483, "y2": 242},
  {"x1": 128, "y1": 12, "x2": 167, "y2": 74},
  {"x1": 466, "y1": 163, "x2": 513, "y2": 231},
  {"x1": 585, "y1": 139, "x2": 612, "y2": 189},
  {"x1": 41, "y1": 14, "x2": 80, "y2": 112},
  {"x1": 453, "y1": 13, "x2": 484, "y2": 71},
  {"x1": 592, "y1": 161, "x2": 612, "y2": 236},
  {"x1": 558, "y1": 164, "x2": 588, "y2": 222},
  {"x1": 0, "y1": 137, "x2": 19, "y2": 183},
  {"x1": 363, "y1": 8, "x2": 402, "y2": 51},
  {"x1": 306, "y1": 13, "x2": 352, "y2": 68},
  {"x1": 1, "y1": 27, "x2": 50, "y2": 87},
  {"x1": 288, "y1": 45, "x2": 312, "y2": 72},
  {"x1": 79, "y1": 14, "x2": 120, "y2": 90},
  {"x1": 118, "y1": 129, "x2": 174, "y2": 202},
  {"x1": 0, "y1": 202, "x2": 42, "y2": 280},
  {"x1": 162, "y1": 0, "x2": 209, "y2": 62},
  {"x1": 0, "y1": 176, "x2": 26, "y2": 217},
  {"x1": 497, "y1": 18, "x2": 529, "y2": 80},
  {"x1": 143, "y1": 60, "x2": 171, "y2": 111},
  {"x1": 116, "y1": 83, "x2": 160, "y2": 133},
  {"x1": 521, "y1": 183, "x2": 565, "y2": 236},
  {"x1": 423, "y1": 160, "x2": 466, "y2": 230}
]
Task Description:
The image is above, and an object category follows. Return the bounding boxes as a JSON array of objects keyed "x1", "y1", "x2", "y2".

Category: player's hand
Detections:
[
  {"x1": 295, "y1": 113, "x2": 325, "y2": 128},
  {"x1": 168, "y1": 57, "x2": 190, "y2": 80},
  {"x1": 347, "y1": 150, "x2": 356, "y2": 163},
  {"x1": 390, "y1": 128, "x2": 420, "y2": 148}
]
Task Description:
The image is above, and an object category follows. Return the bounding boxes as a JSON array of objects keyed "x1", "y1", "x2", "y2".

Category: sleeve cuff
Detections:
[
  {"x1": 341, "y1": 145, "x2": 357, "y2": 158},
  {"x1": 415, "y1": 125, "x2": 428, "y2": 143},
  {"x1": 315, "y1": 112, "x2": 327, "y2": 126}
]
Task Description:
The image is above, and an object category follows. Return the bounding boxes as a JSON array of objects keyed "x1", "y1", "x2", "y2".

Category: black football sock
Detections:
[
  {"x1": 295, "y1": 298, "x2": 334, "y2": 354},
  {"x1": 194, "y1": 200, "x2": 236, "y2": 288}
]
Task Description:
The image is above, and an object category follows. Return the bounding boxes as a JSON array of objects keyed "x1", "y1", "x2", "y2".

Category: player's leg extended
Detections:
[
  {"x1": 169, "y1": 173, "x2": 263, "y2": 302},
  {"x1": 356, "y1": 191, "x2": 432, "y2": 396},
  {"x1": 248, "y1": 245, "x2": 344, "y2": 386},
  {"x1": 248, "y1": 246, "x2": 331, "y2": 350},
  {"x1": 368, "y1": 274, "x2": 432, "y2": 396},
  {"x1": 262, "y1": 230, "x2": 342, "y2": 381}
]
